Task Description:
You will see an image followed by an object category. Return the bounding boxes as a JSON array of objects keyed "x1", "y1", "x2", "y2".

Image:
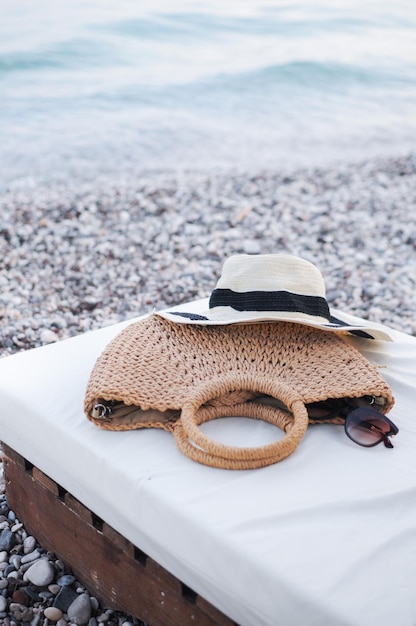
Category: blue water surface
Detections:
[{"x1": 1, "y1": 0, "x2": 416, "y2": 186}]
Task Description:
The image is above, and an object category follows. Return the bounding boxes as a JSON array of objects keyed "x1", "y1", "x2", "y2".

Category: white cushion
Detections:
[{"x1": 0, "y1": 300, "x2": 415, "y2": 626}]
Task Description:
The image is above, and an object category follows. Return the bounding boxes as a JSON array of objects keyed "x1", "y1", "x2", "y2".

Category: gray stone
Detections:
[
  {"x1": 57, "y1": 574, "x2": 76, "y2": 587},
  {"x1": 23, "y1": 536, "x2": 37, "y2": 554},
  {"x1": 24, "y1": 558, "x2": 55, "y2": 587},
  {"x1": 89, "y1": 596, "x2": 99, "y2": 611},
  {"x1": 53, "y1": 585, "x2": 78, "y2": 612},
  {"x1": 19, "y1": 607, "x2": 34, "y2": 622},
  {"x1": 21, "y1": 549, "x2": 42, "y2": 564},
  {"x1": 67, "y1": 592, "x2": 92, "y2": 625},
  {"x1": 242, "y1": 239, "x2": 261, "y2": 254},
  {"x1": 9, "y1": 554, "x2": 21, "y2": 569},
  {"x1": 40, "y1": 329, "x2": 57, "y2": 344},
  {"x1": 23, "y1": 586, "x2": 42, "y2": 602},
  {"x1": 0, "y1": 529, "x2": 14, "y2": 551},
  {"x1": 4, "y1": 564, "x2": 16, "y2": 576}
]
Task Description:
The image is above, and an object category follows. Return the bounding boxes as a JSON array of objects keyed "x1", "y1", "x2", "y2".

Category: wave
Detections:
[
  {"x1": 220, "y1": 60, "x2": 415, "y2": 90},
  {"x1": 0, "y1": 38, "x2": 112, "y2": 73},
  {"x1": 94, "y1": 9, "x2": 414, "y2": 40},
  {"x1": 2, "y1": 0, "x2": 416, "y2": 185},
  {"x1": 96, "y1": 60, "x2": 415, "y2": 114}
]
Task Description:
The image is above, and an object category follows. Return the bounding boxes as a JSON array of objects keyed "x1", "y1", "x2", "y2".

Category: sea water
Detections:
[{"x1": 1, "y1": 0, "x2": 416, "y2": 187}]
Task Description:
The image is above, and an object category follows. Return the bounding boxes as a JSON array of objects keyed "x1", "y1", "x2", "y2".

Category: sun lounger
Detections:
[{"x1": 0, "y1": 299, "x2": 415, "y2": 626}]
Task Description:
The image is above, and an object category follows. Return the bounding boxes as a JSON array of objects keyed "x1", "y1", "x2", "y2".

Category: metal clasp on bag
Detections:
[
  {"x1": 91, "y1": 400, "x2": 114, "y2": 421},
  {"x1": 363, "y1": 395, "x2": 386, "y2": 407}
]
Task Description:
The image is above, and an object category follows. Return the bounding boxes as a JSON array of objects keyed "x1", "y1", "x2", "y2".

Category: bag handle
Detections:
[{"x1": 173, "y1": 374, "x2": 308, "y2": 469}]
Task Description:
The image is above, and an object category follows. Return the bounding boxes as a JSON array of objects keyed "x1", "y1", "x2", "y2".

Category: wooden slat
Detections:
[
  {"x1": 197, "y1": 595, "x2": 238, "y2": 626},
  {"x1": 64, "y1": 493, "x2": 93, "y2": 524},
  {"x1": 102, "y1": 522, "x2": 135, "y2": 559},
  {"x1": 33, "y1": 467, "x2": 60, "y2": 496},
  {"x1": 146, "y1": 557, "x2": 183, "y2": 595},
  {"x1": 2, "y1": 444, "x2": 25, "y2": 467},
  {"x1": 2, "y1": 445, "x2": 238, "y2": 626}
]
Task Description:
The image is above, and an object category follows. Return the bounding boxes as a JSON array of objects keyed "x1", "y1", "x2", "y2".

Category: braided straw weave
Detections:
[{"x1": 84, "y1": 315, "x2": 394, "y2": 469}]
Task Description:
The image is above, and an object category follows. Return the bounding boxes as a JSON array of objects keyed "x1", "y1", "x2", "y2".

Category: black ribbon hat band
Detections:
[{"x1": 209, "y1": 288, "x2": 331, "y2": 319}]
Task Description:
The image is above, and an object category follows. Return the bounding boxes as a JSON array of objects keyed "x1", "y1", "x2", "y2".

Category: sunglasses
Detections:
[{"x1": 307, "y1": 398, "x2": 399, "y2": 448}]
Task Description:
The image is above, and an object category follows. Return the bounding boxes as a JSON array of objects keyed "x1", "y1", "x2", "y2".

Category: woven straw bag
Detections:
[{"x1": 84, "y1": 315, "x2": 394, "y2": 469}]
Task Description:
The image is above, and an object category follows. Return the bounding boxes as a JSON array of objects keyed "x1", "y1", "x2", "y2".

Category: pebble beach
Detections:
[
  {"x1": 2, "y1": 153, "x2": 416, "y2": 358},
  {"x1": 0, "y1": 152, "x2": 416, "y2": 624}
]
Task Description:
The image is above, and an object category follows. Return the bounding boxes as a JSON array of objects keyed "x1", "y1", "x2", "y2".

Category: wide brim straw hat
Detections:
[{"x1": 156, "y1": 254, "x2": 392, "y2": 341}]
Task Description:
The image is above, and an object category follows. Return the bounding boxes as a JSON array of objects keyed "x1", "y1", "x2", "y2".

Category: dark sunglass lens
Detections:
[
  {"x1": 306, "y1": 400, "x2": 342, "y2": 420},
  {"x1": 345, "y1": 407, "x2": 394, "y2": 447}
]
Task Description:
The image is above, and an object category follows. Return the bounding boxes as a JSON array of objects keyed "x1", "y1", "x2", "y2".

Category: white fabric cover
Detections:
[{"x1": 0, "y1": 299, "x2": 415, "y2": 626}]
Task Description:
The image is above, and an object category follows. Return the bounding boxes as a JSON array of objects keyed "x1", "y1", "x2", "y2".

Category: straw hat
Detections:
[{"x1": 156, "y1": 254, "x2": 392, "y2": 341}]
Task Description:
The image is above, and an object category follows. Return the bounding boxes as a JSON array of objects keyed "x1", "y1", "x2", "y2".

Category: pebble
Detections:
[
  {"x1": 67, "y1": 592, "x2": 92, "y2": 625},
  {"x1": 40, "y1": 329, "x2": 57, "y2": 345},
  {"x1": 0, "y1": 529, "x2": 14, "y2": 551},
  {"x1": 23, "y1": 536, "x2": 37, "y2": 554},
  {"x1": 44, "y1": 606, "x2": 63, "y2": 621},
  {"x1": 23, "y1": 586, "x2": 43, "y2": 602},
  {"x1": 10, "y1": 554, "x2": 21, "y2": 569},
  {"x1": 57, "y1": 574, "x2": 76, "y2": 587},
  {"x1": 242, "y1": 239, "x2": 261, "y2": 254},
  {"x1": 53, "y1": 585, "x2": 78, "y2": 612},
  {"x1": 12, "y1": 589, "x2": 29, "y2": 605},
  {"x1": 24, "y1": 558, "x2": 55, "y2": 586},
  {"x1": 21, "y1": 549, "x2": 42, "y2": 564}
]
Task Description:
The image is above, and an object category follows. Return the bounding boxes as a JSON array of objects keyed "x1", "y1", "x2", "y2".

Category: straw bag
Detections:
[{"x1": 84, "y1": 315, "x2": 394, "y2": 469}]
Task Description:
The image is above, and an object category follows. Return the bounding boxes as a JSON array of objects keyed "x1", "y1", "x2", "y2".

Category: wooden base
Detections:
[{"x1": 3, "y1": 444, "x2": 238, "y2": 626}]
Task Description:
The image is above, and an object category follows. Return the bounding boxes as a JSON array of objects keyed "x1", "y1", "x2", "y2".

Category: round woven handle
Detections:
[{"x1": 173, "y1": 374, "x2": 308, "y2": 469}]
